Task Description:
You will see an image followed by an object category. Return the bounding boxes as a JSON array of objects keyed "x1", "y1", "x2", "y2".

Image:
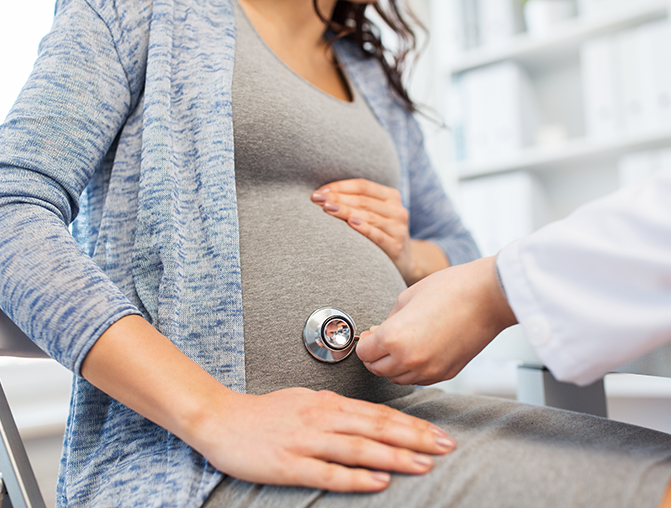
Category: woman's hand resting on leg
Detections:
[
  {"x1": 82, "y1": 315, "x2": 456, "y2": 493},
  {"x1": 311, "y1": 179, "x2": 449, "y2": 285},
  {"x1": 193, "y1": 387, "x2": 455, "y2": 491}
]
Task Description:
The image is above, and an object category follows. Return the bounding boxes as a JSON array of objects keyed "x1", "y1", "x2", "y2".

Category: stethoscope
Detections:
[{"x1": 303, "y1": 307, "x2": 359, "y2": 363}]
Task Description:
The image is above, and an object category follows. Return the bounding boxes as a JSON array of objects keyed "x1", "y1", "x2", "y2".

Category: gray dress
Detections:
[
  {"x1": 204, "y1": 2, "x2": 671, "y2": 507},
  {"x1": 231, "y1": 0, "x2": 410, "y2": 403}
]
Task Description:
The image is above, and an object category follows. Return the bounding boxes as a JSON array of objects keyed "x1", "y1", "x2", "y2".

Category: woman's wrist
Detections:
[{"x1": 405, "y1": 239, "x2": 450, "y2": 286}]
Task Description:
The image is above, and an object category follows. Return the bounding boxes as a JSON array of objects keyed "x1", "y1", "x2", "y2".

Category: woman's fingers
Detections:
[
  {"x1": 315, "y1": 191, "x2": 408, "y2": 223},
  {"x1": 312, "y1": 391, "x2": 454, "y2": 453},
  {"x1": 349, "y1": 218, "x2": 402, "y2": 257},
  {"x1": 333, "y1": 392, "x2": 450, "y2": 441},
  {"x1": 315, "y1": 195, "x2": 405, "y2": 238},
  {"x1": 306, "y1": 433, "x2": 435, "y2": 475},
  {"x1": 325, "y1": 409, "x2": 454, "y2": 456},
  {"x1": 314, "y1": 178, "x2": 402, "y2": 202},
  {"x1": 286, "y1": 457, "x2": 391, "y2": 492},
  {"x1": 311, "y1": 179, "x2": 421, "y2": 284}
]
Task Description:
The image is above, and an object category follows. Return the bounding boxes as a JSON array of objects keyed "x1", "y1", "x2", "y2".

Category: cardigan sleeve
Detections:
[
  {"x1": 406, "y1": 117, "x2": 480, "y2": 266},
  {"x1": 0, "y1": 0, "x2": 142, "y2": 374}
]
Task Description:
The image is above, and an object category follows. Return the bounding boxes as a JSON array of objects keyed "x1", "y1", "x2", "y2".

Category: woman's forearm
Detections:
[{"x1": 80, "y1": 314, "x2": 232, "y2": 449}]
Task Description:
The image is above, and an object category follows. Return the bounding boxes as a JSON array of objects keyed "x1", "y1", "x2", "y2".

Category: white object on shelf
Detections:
[
  {"x1": 577, "y1": 0, "x2": 662, "y2": 18},
  {"x1": 478, "y1": 0, "x2": 524, "y2": 47},
  {"x1": 461, "y1": 0, "x2": 481, "y2": 51},
  {"x1": 458, "y1": 171, "x2": 551, "y2": 256},
  {"x1": 449, "y1": 1, "x2": 669, "y2": 74},
  {"x1": 616, "y1": 25, "x2": 658, "y2": 135},
  {"x1": 455, "y1": 62, "x2": 540, "y2": 163},
  {"x1": 580, "y1": 35, "x2": 621, "y2": 138},
  {"x1": 581, "y1": 20, "x2": 671, "y2": 141},
  {"x1": 430, "y1": 0, "x2": 460, "y2": 69},
  {"x1": 651, "y1": 22, "x2": 671, "y2": 131},
  {"x1": 524, "y1": 0, "x2": 577, "y2": 37}
]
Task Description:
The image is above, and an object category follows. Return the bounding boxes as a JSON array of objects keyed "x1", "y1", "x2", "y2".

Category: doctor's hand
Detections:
[
  {"x1": 311, "y1": 179, "x2": 449, "y2": 285},
  {"x1": 356, "y1": 256, "x2": 518, "y2": 385}
]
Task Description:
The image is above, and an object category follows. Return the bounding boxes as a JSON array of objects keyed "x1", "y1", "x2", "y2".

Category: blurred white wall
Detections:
[{"x1": 0, "y1": 1, "x2": 56, "y2": 120}]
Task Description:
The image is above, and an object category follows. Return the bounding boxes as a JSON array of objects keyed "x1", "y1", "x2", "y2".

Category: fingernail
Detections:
[
  {"x1": 371, "y1": 472, "x2": 391, "y2": 484},
  {"x1": 435, "y1": 435, "x2": 456, "y2": 451},
  {"x1": 369, "y1": 325, "x2": 379, "y2": 332},
  {"x1": 413, "y1": 454, "x2": 433, "y2": 469},
  {"x1": 312, "y1": 192, "x2": 328, "y2": 203},
  {"x1": 350, "y1": 217, "x2": 362, "y2": 226},
  {"x1": 324, "y1": 202, "x2": 339, "y2": 213}
]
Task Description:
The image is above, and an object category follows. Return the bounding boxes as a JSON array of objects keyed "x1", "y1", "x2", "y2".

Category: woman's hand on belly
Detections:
[
  {"x1": 312, "y1": 179, "x2": 449, "y2": 286},
  {"x1": 195, "y1": 387, "x2": 456, "y2": 491}
]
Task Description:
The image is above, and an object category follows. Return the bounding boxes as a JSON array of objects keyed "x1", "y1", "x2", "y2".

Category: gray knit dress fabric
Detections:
[
  {"x1": 205, "y1": 388, "x2": 671, "y2": 508},
  {"x1": 203, "y1": 4, "x2": 671, "y2": 508},
  {"x1": 231, "y1": 0, "x2": 411, "y2": 402}
]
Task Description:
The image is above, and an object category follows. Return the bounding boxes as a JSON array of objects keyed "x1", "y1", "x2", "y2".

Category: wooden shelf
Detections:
[
  {"x1": 449, "y1": 1, "x2": 669, "y2": 74},
  {"x1": 456, "y1": 128, "x2": 671, "y2": 180}
]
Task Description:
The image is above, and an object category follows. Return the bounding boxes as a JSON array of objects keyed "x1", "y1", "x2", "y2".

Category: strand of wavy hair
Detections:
[{"x1": 314, "y1": 0, "x2": 424, "y2": 113}]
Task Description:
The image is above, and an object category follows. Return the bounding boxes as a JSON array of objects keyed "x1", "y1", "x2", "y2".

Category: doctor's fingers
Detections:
[
  {"x1": 356, "y1": 329, "x2": 392, "y2": 363},
  {"x1": 368, "y1": 356, "x2": 452, "y2": 387},
  {"x1": 362, "y1": 353, "x2": 410, "y2": 380}
]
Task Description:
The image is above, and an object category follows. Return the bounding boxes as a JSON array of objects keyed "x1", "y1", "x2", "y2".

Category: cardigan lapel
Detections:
[{"x1": 133, "y1": 0, "x2": 246, "y2": 392}]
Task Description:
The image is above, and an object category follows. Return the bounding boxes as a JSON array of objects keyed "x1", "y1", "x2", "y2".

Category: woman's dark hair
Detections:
[{"x1": 314, "y1": 0, "x2": 423, "y2": 113}]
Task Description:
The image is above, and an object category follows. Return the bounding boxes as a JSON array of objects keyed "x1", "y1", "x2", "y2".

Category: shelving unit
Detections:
[
  {"x1": 431, "y1": 0, "x2": 671, "y2": 218},
  {"x1": 456, "y1": 126, "x2": 671, "y2": 179},
  {"x1": 450, "y1": 1, "x2": 669, "y2": 73}
]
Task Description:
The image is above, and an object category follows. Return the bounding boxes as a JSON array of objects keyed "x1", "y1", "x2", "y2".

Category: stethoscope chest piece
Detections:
[{"x1": 303, "y1": 307, "x2": 359, "y2": 363}]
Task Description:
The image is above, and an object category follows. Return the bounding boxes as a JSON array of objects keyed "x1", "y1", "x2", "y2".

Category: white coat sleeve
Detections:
[{"x1": 496, "y1": 168, "x2": 671, "y2": 386}]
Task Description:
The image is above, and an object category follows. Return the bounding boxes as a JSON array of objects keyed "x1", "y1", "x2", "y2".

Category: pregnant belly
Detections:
[{"x1": 237, "y1": 184, "x2": 413, "y2": 402}]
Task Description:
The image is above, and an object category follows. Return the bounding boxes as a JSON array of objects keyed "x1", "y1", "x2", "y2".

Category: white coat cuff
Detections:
[{"x1": 496, "y1": 241, "x2": 593, "y2": 385}]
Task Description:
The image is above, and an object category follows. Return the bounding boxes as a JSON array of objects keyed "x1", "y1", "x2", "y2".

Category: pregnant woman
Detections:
[{"x1": 1, "y1": 0, "x2": 671, "y2": 507}]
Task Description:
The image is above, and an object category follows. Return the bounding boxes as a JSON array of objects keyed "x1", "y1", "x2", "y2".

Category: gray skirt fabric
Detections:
[{"x1": 202, "y1": 389, "x2": 671, "y2": 508}]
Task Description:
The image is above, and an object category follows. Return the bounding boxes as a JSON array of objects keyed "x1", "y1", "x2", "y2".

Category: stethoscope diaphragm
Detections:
[{"x1": 303, "y1": 307, "x2": 359, "y2": 363}]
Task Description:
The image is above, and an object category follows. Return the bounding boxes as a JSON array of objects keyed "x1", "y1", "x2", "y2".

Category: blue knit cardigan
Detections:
[{"x1": 0, "y1": 0, "x2": 478, "y2": 506}]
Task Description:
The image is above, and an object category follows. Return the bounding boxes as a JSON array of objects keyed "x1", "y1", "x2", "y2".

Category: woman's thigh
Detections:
[{"x1": 203, "y1": 389, "x2": 671, "y2": 508}]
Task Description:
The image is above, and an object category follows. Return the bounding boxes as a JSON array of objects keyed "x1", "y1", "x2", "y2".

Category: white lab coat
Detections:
[{"x1": 497, "y1": 168, "x2": 671, "y2": 386}]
